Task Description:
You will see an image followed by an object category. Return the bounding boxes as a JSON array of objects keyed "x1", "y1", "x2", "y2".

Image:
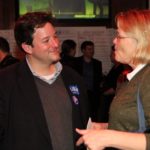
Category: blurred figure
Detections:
[
  {"x1": 0, "y1": 36, "x2": 19, "y2": 69},
  {"x1": 75, "y1": 41, "x2": 103, "y2": 122},
  {"x1": 60, "y1": 39, "x2": 77, "y2": 69}
]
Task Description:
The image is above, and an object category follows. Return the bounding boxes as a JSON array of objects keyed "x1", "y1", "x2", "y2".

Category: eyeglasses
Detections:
[
  {"x1": 115, "y1": 34, "x2": 137, "y2": 41},
  {"x1": 116, "y1": 35, "x2": 130, "y2": 39}
]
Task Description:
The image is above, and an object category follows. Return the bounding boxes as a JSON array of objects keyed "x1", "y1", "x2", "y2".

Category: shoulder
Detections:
[
  {"x1": 94, "y1": 58, "x2": 102, "y2": 63},
  {"x1": 132, "y1": 65, "x2": 150, "y2": 101},
  {"x1": 0, "y1": 63, "x2": 20, "y2": 92},
  {"x1": 137, "y1": 65, "x2": 150, "y2": 82},
  {"x1": 75, "y1": 56, "x2": 83, "y2": 61},
  {"x1": 92, "y1": 58, "x2": 102, "y2": 70},
  {"x1": 62, "y1": 65, "x2": 81, "y2": 78},
  {"x1": 3, "y1": 55, "x2": 19, "y2": 64},
  {"x1": 0, "y1": 60, "x2": 27, "y2": 81},
  {"x1": 61, "y1": 65, "x2": 86, "y2": 86},
  {"x1": 139, "y1": 65, "x2": 150, "y2": 86},
  {"x1": 92, "y1": 58, "x2": 102, "y2": 64}
]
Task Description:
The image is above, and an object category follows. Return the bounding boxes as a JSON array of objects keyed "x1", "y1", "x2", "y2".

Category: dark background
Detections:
[{"x1": 0, "y1": 0, "x2": 148, "y2": 29}]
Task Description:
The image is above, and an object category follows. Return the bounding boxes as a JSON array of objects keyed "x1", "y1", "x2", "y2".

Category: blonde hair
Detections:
[{"x1": 116, "y1": 9, "x2": 150, "y2": 65}]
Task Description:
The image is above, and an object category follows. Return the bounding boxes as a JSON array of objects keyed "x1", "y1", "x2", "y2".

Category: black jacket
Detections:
[
  {"x1": 0, "y1": 59, "x2": 89, "y2": 150},
  {"x1": 74, "y1": 56, "x2": 103, "y2": 121},
  {"x1": 74, "y1": 56, "x2": 102, "y2": 92}
]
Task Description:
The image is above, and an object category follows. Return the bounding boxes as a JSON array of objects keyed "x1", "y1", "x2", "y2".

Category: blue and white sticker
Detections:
[{"x1": 69, "y1": 85, "x2": 80, "y2": 95}]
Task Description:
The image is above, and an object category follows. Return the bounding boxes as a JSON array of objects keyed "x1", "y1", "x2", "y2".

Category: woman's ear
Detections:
[{"x1": 21, "y1": 43, "x2": 32, "y2": 54}]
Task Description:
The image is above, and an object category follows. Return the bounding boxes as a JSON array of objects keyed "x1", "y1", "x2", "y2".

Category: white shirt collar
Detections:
[
  {"x1": 26, "y1": 57, "x2": 63, "y2": 84},
  {"x1": 127, "y1": 64, "x2": 146, "y2": 81}
]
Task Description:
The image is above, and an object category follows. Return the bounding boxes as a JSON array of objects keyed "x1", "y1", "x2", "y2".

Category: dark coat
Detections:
[
  {"x1": 75, "y1": 56, "x2": 102, "y2": 92},
  {"x1": 0, "y1": 59, "x2": 89, "y2": 150}
]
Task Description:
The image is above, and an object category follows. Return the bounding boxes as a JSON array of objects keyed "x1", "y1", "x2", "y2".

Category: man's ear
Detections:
[{"x1": 21, "y1": 43, "x2": 32, "y2": 54}]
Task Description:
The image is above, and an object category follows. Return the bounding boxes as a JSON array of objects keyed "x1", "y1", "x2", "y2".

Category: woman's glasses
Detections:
[{"x1": 115, "y1": 34, "x2": 137, "y2": 41}]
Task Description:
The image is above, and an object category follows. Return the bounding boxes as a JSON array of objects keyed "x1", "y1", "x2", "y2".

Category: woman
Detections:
[{"x1": 76, "y1": 9, "x2": 150, "y2": 150}]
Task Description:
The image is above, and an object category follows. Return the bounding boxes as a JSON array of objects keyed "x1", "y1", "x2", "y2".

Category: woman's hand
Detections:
[
  {"x1": 76, "y1": 128, "x2": 146, "y2": 150},
  {"x1": 76, "y1": 128, "x2": 109, "y2": 150}
]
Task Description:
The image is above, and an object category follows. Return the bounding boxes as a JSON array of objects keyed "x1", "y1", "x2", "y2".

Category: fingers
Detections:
[
  {"x1": 76, "y1": 128, "x2": 88, "y2": 135},
  {"x1": 76, "y1": 128, "x2": 88, "y2": 146},
  {"x1": 76, "y1": 136, "x2": 84, "y2": 146}
]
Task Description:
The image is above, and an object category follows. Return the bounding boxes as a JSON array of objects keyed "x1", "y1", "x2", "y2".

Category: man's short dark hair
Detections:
[
  {"x1": 0, "y1": 37, "x2": 10, "y2": 53},
  {"x1": 80, "y1": 41, "x2": 94, "y2": 52},
  {"x1": 14, "y1": 11, "x2": 53, "y2": 52}
]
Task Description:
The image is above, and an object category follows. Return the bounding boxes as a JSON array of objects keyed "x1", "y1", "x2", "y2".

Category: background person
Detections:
[
  {"x1": 75, "y1": 40, "x2": 103, "y2": 122},
  {"x1": 76, "y1": 9, "x2": 150, "y2": 150},
  {"x1": 0, "y1": 36, "x2": 19, "y2": 69}
]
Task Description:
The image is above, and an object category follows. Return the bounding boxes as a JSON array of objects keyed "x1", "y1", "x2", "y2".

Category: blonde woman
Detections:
[{"x1": 76, "y1": 9, "x2": 150, "y2": 150}]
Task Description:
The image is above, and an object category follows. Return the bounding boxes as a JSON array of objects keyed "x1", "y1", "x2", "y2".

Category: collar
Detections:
[
  {"x1": 26, "y1": 57, "x2": 63, "y2": 84},
  {"x1": 127, "y1": 64, "x2": 146, "y2": 81}
]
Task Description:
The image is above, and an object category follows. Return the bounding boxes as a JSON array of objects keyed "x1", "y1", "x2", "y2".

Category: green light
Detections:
[{"x1": 74, "y1": 15, "x2": 95, "y2": 18}]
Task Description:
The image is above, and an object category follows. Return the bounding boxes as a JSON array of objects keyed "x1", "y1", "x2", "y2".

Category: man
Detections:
[
  {"x1": 0, "y1": 36, "x2": 19, "y2": 69},
  {"x1": 0, "y1": 12, "x2": 89, "y2": 150},
  {"x1": 75, "y1": 41, "x2": 103, "y2": 122}
]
